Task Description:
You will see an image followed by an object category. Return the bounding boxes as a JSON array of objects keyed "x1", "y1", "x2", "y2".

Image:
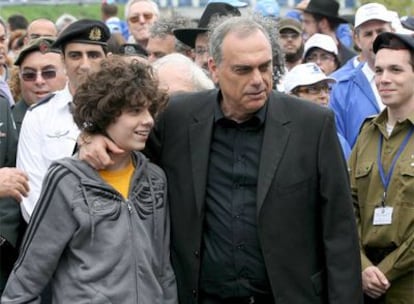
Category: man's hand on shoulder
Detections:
[{"x1": 77, "y1": 133, "x2": 124, "y2": 169}]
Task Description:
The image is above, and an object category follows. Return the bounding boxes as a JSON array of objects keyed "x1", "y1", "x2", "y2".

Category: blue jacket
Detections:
[
  {"x1": 329, "y1": 64, "x2": 380, "y2": 148},
  {"x1": 331, "y1": 56, "x2": 361, "y2": 81}
]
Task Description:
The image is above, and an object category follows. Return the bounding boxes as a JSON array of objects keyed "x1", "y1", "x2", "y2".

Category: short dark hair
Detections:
[
  {"x1": 72, "y1": 56, "x2": 168, "y2": 135},
  {"x1": 101, "y1": 3, "x2": 118, "y2": 17},
  {"x1": 7, "y1": 14, "x2": 29, "y2": 31}
]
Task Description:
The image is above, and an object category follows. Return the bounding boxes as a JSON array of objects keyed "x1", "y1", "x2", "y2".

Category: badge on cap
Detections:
[
  {"x1": 89, "y1": 27, "x2": 102, "y2": 41},
  {"x1": 39, "y1": 41, "x2": 50, "y2": 54}
]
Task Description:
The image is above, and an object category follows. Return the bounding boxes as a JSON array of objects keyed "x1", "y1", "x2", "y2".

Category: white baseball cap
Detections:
[
  {"x1": 354, "y1": 3, "x2": 393, "y2": 28},
  {"x1": 304, "y1": 33, "x2": 338, "y2": 58},
  {"x1": 284, "y1": 63, "x2": 336, "y2": 94}
]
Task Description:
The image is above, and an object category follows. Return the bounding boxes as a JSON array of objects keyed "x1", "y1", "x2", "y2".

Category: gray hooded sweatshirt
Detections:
[{"x1": 1, "y1": 152, "x2": 177, "y2": 304}]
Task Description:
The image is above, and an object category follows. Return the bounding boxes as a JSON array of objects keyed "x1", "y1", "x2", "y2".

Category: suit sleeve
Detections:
[
  {"x1": 318, "y1": 112, "x2": 363, "y2": 304},
  {"x1": 1, "y1": 164, "x2": 78, "y2": 303}
]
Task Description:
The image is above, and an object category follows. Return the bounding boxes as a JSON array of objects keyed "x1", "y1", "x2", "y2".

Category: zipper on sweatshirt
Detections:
[{"x1": 125, "y1": 199, "x2": 140, "y2": 302}]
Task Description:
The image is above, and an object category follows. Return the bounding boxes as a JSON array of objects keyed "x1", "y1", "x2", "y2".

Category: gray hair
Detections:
[
  {"x1": 209, "y1": 15, "x2": 285, "y2": 84},
  {"x1": 253, "y1": 14, "x2": 285, "y2": 82},
  {"x1": 125, "y1": 0, "x2": 160, "y2": 19},
  {"x1": 209, "y1": 16, "x2": 271, "y2": 66},
  {"x1": 55, "y1": 14, "x2": 77, "y2": 33},
  {"x1": 152, "y1": 53, "x2": 215, "y2": 92},
  {"x1": 150, "y1": 14, "x2": 196, "y2": 54}
]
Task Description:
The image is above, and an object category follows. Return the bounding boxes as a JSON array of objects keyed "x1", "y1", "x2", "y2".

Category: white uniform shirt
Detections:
[{"x1": 17, "y1": 85, "x2": 79, "y2": 222}]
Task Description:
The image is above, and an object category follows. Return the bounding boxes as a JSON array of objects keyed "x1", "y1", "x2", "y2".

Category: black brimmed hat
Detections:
[
  {"x1": 303, "y1": 0, "x2": 348, "y2": 24},
  {"x1": 401, "y1": 16, "x2": 414, "y2": 31},
  {"x1": 15, "y1": 37, "x2": 61, "y2": 66},
  {"x1": 173, "y1": 2, "x2": 240, "y2": 48},
  {"x1": 53, "y1": 19, "x2": 110, "y2": 49}
]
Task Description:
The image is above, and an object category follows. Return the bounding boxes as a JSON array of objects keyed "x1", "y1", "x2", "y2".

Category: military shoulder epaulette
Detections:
[{"x1": 358, "y1": 114, "x2": 378, "y2": 134}]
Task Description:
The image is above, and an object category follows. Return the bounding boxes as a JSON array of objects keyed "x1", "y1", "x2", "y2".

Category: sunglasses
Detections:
[
  {"x1": 128, "y1": 13, "x2": 154, "y2": 23},
  {"x1": 21, "y1": 69, "x2": 57, "y2": 82}
]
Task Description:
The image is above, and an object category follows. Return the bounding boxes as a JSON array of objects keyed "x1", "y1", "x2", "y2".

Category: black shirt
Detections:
[{"x1": 200, "y1": 98, "x2": 271, "y2": 298}]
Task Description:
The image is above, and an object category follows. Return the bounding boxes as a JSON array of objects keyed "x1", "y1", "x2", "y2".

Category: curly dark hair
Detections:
[{"x1": 72, "y1": 55, "x2": 168, "y2": 135}]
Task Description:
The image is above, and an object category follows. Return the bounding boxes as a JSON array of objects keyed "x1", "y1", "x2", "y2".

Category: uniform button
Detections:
[
  {"x1": 194, "y1": 250, "x2": 199, "y2": 257},
  {"x1": 192, "y1": 289, "x2": 197, "y2": 297}
]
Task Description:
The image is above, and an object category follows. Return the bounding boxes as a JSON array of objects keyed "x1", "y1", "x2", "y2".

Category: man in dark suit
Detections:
[{"x1": 79, "y1": 16, "x2": 363, "y2": 304}]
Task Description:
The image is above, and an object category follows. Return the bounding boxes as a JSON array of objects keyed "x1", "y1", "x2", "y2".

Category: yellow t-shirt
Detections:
[{"x1": 98, "y1": 160, "x2": 135, "y2": 199}]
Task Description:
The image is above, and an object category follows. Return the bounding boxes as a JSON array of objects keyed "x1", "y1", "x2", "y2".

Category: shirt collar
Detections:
[
  {"x1": 213, "y1": 90, "x2": 268, "y2": 127},
  {"x1": 373, "y1": 109, "x2": 414, "y2": 133},
  {"x1": 362, "y1": 62, "x2": 375, "y2": 81}
]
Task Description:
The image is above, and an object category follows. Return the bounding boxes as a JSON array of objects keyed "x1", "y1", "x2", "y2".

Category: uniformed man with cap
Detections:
[
  {"x1": 12, "y1": 37, "x2": 66, "y2": 134},
  {"x1": 349, "y1": 32, "x2": 414, "y2": 304},
  {"x1": 16, "y1": 19, "x2": 110, "y2": 223}
]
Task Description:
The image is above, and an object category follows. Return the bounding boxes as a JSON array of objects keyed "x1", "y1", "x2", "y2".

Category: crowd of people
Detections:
[{"x1": 0, "y1": 0, "x2": 413, "y2": 303}]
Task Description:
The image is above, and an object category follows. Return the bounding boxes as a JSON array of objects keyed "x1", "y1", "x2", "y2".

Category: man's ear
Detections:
[{"x1": 208, "y1": 57, "x2": 218, "y2": 84}]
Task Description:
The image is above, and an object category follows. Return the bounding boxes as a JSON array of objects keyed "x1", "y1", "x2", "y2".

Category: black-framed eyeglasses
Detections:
[{"x1": 21, "y1": 69, "x2": 57, "y2": 82}]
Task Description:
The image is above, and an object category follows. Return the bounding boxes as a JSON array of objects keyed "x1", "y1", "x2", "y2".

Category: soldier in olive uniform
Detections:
[
  {"x1": 0, "y1": 96, "x2": 28, "y2": 295},
  {"x1": 349, "y1": 32, "x2": 414, "y2": 304}
]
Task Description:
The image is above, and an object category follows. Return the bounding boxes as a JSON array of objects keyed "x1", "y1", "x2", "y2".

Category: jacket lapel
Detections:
[
  {"x1": 189, "y1": 92, "x2": 216, "y2": 215},
  {"x1": 257, "y1": 93, "x2": 291, "y2": 215}
]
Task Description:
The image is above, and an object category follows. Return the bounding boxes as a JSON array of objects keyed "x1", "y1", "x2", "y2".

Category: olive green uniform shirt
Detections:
[{"x1": 349, "y1": 110, "x2": 414, "y2": 302}]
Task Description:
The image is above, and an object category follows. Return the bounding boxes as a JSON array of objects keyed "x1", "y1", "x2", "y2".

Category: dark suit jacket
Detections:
[{"x1": 146, "y1": 89, "x2": 363, "y2": 304}]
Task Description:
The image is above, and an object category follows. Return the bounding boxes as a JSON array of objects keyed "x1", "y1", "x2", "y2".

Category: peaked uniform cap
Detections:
[
  {"x1": 173, "y1": 2, "x2": 241, "y2": 48},
  {"x1": 14, "y1": 37, "x2": 60, "y2": 66},
  {"x1": 373, "y1": 32, "x2": 414, "y2": 53},
  {"x1": 303, "y1": 0, "x2": 348, "y2": 24},
  {"x1": 53, "y1": 19, "x2": 110, "y2": 49}
]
